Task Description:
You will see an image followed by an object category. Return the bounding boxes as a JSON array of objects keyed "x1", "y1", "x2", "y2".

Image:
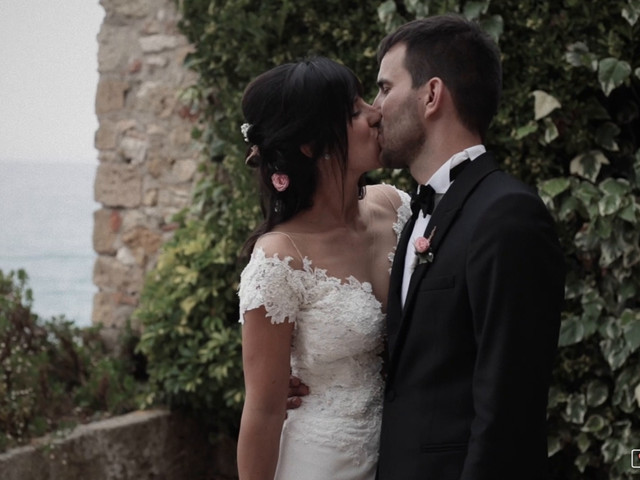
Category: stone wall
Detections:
[
  {"x1": 0, "y1": 410, "x2": 237, "y2": 480},
  {"x1": 93, "y1": 0, "x2": 199, "y2": 335}
]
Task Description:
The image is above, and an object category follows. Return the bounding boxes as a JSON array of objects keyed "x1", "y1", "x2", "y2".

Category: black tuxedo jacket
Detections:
[{"x1": 377, "y1": 153, "x2": 565, "y2": 480}]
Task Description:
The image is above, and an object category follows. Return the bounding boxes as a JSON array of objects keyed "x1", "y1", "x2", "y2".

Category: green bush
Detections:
[
  {"x1": 532, "y1": 2, "x2": 640, "y2": 475},
  {"x1": 135, "y1": 0, "x2": 640, "y2": 477},
  {"x1": 134, "y1": 0, "x2": 391, "y2": 435},
  {"x1": 0, "y1": 269, "x2": 143, "y2": 453}
]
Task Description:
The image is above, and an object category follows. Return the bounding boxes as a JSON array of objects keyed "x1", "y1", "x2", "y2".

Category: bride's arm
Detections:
[{"x1": 237, "y1": 306, "x2": 294, "y2": 480}]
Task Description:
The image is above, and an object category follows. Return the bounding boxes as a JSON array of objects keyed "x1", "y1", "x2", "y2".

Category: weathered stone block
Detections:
[
  {"x1": 128, "y1": 58, "x2": 143, "y2": 74},
  {"x1": 145, "y1": 55, "x2": 169, "y2": 68},
  {"x1": 139, "y1": 34, "x2": 181, "y2": 53},
  {"x1": 95, "y1": 79, "x2": 129, "y2": 114},
  {"x1": 121, "y1": 209, "x2": 159, "y2": 231},
  {"x1": 168, "y1": 124, "x2": 193, "y2": 149},
  {"x1": 98, "y1": 151, "x2": 119, "y2": 164},
  {"x1": 135, "y1": 81, "x2": 175, "y2": 118},
  {"x1": 100, "y1": 0, "x2": 154, "y2": 18},
  {"x1": 116, "y1": 246, "x2": 138, "y2": 266},
  {"x1": 146, "y1": 123, "x2": 166, "y2": 136},
  {"x1": 97, "y1": 24, "x2": 137, "y2": 72},
  {"x1": 93, "y1": 255, "x2": 144, "y2": 293},
  {"x1": 158, "y1": 185, "x2": 192, "y2": 207},
  {"x1": 95, "y1": 163, "x2": 142, "y2": 208},
  {"x1": 143, "y1": 188, "x2": 158, "y2": 206},
  {"x1": 115, "y1": 119, "x2": 138, "y2": 133},
  {"x1": 146, "y1": 155, "x2": 169, "y2": 178},
  {"x1": 119, "y1": 135, "x2": 148, "y2": 164},
  {"x1": 91, "y1": 292, "x2": 136, "y2": 331},
  {"x1": 170, "y1": 158, "x2": 198, "y2": 183},
  {"x1": 91, "y1": 291, "x2": 113, "y2": 326},
  {"x1": 93, "y1": 209, "x2": 119, "y2": 255},
  {"x1": 110, "y1": 210, "x2": 122, "y2": 232},
  {"x1": 122, "y1": 226, "x2": 163, "y2": 255},
  {"x1": 95, "y1": 121, "x2": 117, "y2": 150}
]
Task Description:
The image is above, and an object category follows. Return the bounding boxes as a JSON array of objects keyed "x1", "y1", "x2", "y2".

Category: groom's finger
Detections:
[
  {"x1": 286, "y1": 375, "x2": 309, "y2": 410},
  {"x1": 288, "y1": 376, "x2": 310, "y2": 395},
  {"x1": 286, "y1": 396, "x2": 302, "y2": 410}
]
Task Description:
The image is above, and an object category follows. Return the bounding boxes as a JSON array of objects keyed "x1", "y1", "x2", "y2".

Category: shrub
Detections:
[{"x1": 0, "y1": 269, "x2": 144, "y2": 453}]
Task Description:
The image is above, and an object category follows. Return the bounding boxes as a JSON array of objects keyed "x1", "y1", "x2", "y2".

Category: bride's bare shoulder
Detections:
[
  {"x1": 254, "y1": 231, "x2": 305, "y2": 268},
  {"x1": 365, "y1": 184, "x2": 410, "y2": 213}
]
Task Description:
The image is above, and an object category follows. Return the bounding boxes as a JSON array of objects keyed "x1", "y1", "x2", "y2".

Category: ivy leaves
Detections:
[
  {"x1": 534, "y1": 3, "x2": 639, "y2": 473},
  {"x1": 599, "y1": 58, "x2": 633, "y2": 96},
  {"x1": 540, "y1": 157, "x2": 640, "y2": 475},
  {"x1": 566, "y1": 42, "x2": 635, "y2": 97}
]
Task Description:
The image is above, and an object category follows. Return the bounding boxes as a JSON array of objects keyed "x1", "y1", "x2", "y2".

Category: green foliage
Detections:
[
  {"x1": 0, "y1": 269, "x2": 143, "y2": 453},
  {"x1": 135, "y1": 0, "x2": 639, "y2": 476},
  {"x1": 134, "y1": 0, "x2": 392, "y2": 435},
  {"x1": 531, "y1": 1, "x2": 639, "y2": 477}
]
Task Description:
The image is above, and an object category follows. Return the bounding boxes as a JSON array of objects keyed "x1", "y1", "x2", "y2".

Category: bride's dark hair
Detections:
[{"x1": 241, "y1": 57, "x2": 364, "y2": 255}]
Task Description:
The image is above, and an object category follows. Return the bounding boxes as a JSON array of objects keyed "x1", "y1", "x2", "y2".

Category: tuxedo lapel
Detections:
[
  {"x1": 402, "y1": 153, "x2": 499, "y2": 313},
  {"x1": 387, "y1": 153, "x2": 500, "y2": 375}
]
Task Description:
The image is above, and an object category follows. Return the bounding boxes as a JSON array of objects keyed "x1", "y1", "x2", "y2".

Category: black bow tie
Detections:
[
  {"x1": 410, "y1": 159, "x2": 471, "y2": 217},
  {"x1": 411, "y1": 184, "x2": 436, "y2": 217}
]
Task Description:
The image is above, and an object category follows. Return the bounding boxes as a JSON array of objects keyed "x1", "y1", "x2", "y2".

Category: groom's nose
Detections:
[{"x1": 372, "y1": 92, "x2": 381, "y2": 109}]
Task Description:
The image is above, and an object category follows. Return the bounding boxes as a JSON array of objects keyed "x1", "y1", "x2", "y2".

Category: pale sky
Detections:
[{"x1": 0, "y1": 0, "x2": 104, "y2": 163}]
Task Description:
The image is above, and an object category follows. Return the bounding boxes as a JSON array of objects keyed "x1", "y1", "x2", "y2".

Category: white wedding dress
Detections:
[{"x1": 239, "y1": 191, "x2": 411, "y2": 480}]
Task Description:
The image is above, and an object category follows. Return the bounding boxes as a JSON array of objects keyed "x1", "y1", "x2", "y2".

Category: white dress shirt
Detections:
[{"x1": 401, "y1": 145, "x2": 486, "y2": 306}]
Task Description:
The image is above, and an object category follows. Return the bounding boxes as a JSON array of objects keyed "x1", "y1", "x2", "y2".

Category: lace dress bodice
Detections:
[
  {"x1": 240, "y1": 250, "x2": 386, "y2": 461},
  {"x1": 238, "y1": 187, "x2": 411, "y2": 478}
]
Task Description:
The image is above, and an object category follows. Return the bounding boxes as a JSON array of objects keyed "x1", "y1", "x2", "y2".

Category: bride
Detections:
[{"x1": 237, "y1": 57, "x2": 410, "y2": 480}]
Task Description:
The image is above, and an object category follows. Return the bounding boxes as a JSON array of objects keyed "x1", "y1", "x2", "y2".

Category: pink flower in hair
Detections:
[{"x1": 271, "y1": 173, "x2": 290, "y2": 192}]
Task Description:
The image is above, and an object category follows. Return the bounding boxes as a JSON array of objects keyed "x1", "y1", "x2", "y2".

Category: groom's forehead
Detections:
[{"x1": 378, "y1": 44, "x2": 409, "y2": 80}]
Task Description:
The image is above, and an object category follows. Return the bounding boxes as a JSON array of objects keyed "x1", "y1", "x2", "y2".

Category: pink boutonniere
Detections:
[
  {"x1": 414, "y1": 227, "x2": 437, "y2": 265},
  {"x1": 271, "y1": 173, "x2": 290, "y2": 192}
]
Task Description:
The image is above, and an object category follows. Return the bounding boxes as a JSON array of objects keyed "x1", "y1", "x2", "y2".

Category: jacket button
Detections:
[{"x1": 386, "y1": 389, "x2": 396, "y2": 402}]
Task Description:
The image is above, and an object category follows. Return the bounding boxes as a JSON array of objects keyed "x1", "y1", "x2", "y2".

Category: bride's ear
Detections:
[{"x1": 300, "y1": 144, "x2": 313, "y2": 158}]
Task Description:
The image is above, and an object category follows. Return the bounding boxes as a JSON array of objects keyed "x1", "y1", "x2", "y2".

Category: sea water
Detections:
[{"x1": 0, "y1": 159, "x2": 97, "y2": 326}]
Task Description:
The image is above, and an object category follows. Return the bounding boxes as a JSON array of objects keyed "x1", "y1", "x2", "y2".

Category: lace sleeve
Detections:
[
  {"x1": 238, "y1": 247, "x2": 304, "y2": 324},
  {"x1": 387, "y1": 187, "x2": 412, "y2": 268},
  {"x1": 392, "y1": 188, "x2": 412, "y2": 241}
]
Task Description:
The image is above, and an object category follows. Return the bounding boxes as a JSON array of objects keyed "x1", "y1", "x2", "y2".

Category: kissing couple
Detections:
[{"x1": 237, "y1": 13, "x2": 565, "y2": 480}]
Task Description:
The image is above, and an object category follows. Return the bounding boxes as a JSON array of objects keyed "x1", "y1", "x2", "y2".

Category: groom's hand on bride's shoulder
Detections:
[{"x1": 286, "y1": 375, "x2": 309, "y2": 409}]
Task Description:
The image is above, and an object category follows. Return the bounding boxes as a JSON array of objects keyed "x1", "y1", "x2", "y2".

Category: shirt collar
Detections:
[{"x1": 424, "y1": 145, "x2": 486, "y2": 194}]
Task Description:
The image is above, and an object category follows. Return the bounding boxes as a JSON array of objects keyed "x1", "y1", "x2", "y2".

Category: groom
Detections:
[{"x1": 372, "y1": 15, "x2": 564, "y2": 480}]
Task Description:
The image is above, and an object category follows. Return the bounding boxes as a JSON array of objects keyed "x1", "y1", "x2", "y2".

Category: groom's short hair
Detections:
[{"x1": 377, "y1": 14, "x2": 502, "y2": 140}]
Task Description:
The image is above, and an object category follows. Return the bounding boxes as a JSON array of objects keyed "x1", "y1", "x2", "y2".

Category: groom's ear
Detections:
[{"x1": 422, "y1": 77, "x2": 445, "y2": 119}]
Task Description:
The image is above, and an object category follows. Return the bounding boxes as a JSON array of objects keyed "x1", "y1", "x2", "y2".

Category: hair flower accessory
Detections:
[
  {"x1": 241, "y1": 123, "x2": 251, "y2": 143},
  {"x1": 414, "y1": 226, "x2": 437, "y2": 265},
  {"x1": 271, "y1": 173, "x2": 290, "y2": 192}
]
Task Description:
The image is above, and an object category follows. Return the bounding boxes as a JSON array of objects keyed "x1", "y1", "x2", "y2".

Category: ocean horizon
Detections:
[{"x1": 0, "y1": 159, "x2": 97, "y2": 326}]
